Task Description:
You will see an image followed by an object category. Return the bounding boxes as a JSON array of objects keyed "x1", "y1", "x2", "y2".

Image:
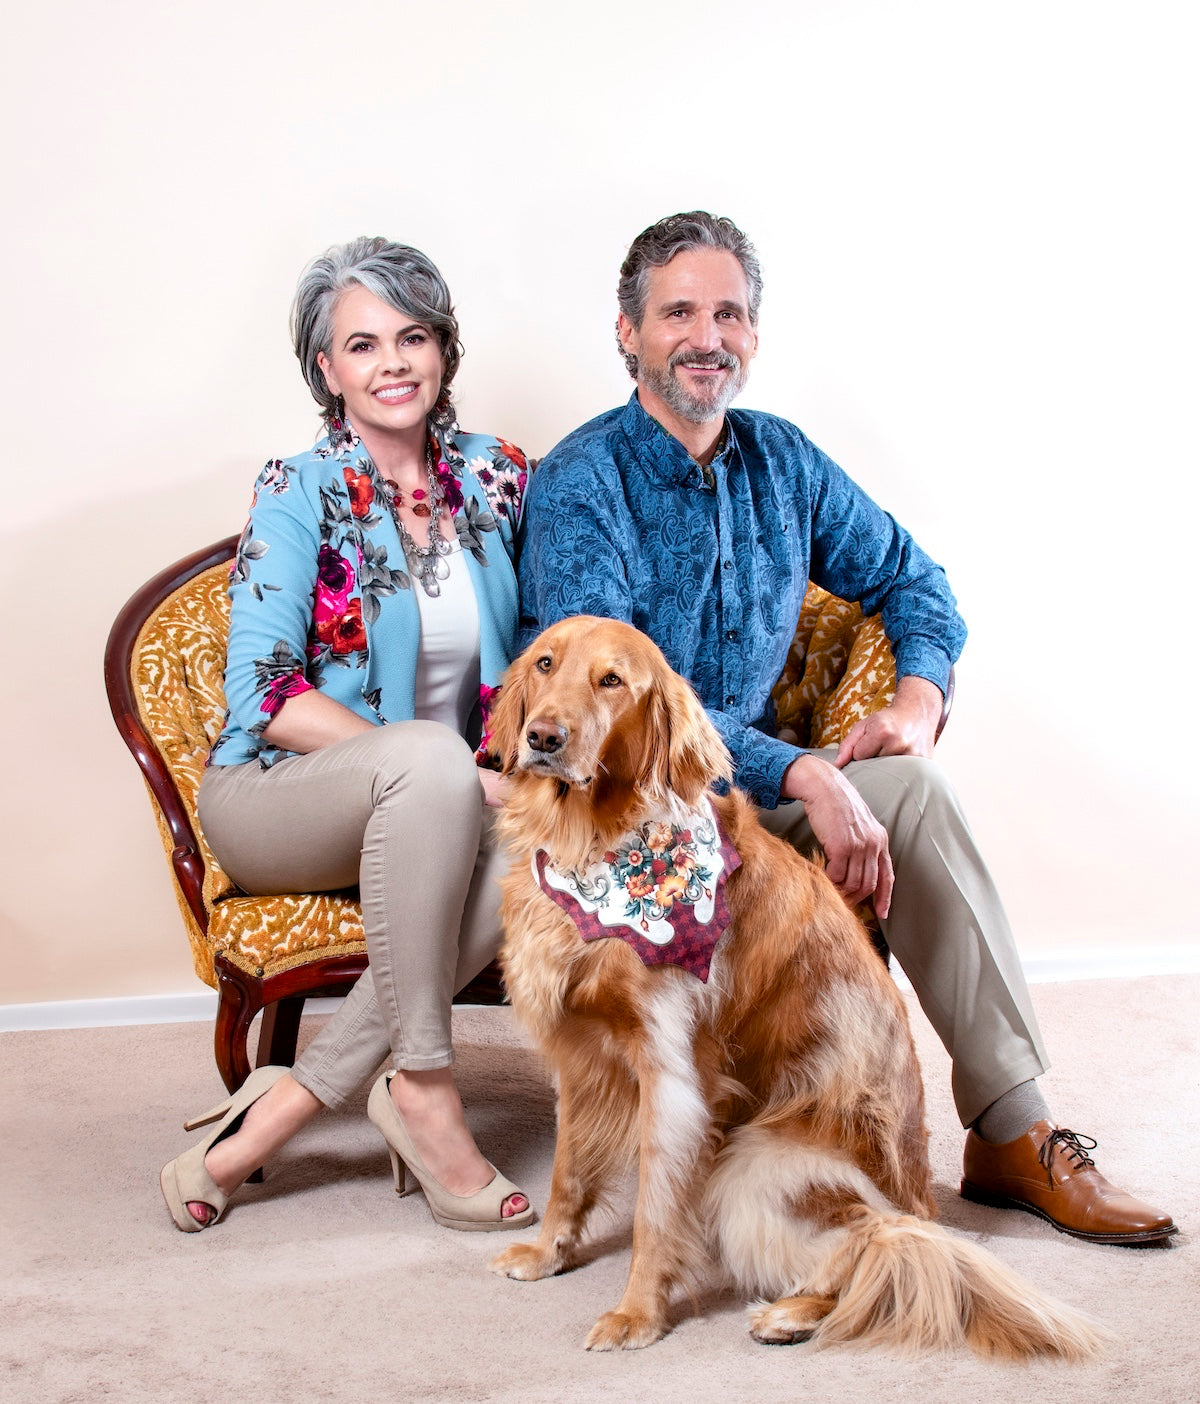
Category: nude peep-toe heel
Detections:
[
  {"x1": 366, "y1": 1073, "x2": 535, "y2": 1232},
  {"x1": 159, "y1": 1064, "x2": 290, "y2": 1233}
]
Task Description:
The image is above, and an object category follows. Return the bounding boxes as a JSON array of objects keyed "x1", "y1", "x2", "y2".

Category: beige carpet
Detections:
[{"x1": 2, "y1": 975, "x2": 1197, "y2": 1404}]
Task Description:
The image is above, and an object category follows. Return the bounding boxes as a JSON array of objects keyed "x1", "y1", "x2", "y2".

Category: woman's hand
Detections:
[{"x1": 478, "y1": 767, "x2": 511, "y2": 808}]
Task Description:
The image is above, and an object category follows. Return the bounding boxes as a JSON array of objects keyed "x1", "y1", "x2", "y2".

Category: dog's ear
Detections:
[
  {"x1": 643, "y1": 667, "x2": 732, "y2": 806},
  {"x1": 486, "y1": 651, "x2": 530, "y2": 775}
]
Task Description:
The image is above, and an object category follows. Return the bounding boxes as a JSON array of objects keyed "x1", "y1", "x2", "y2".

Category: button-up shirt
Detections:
[{"x1": 518, "y1": 393, "x2": 966, "y2": 807}]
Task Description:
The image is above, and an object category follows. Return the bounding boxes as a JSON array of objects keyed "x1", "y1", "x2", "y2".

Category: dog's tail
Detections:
[
  {"x1": 806, "y1": 1208, "x2": 1106, "y2": 1360},
  {"x1": 707, "y1": 1129, "x2": 1106, "y2": 1360}
]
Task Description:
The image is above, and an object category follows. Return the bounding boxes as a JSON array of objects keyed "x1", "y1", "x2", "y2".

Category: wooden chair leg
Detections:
[
  {"x1": 214, "y1": 962, "x2": 259, "y2": 1093},
  {"x1": 258, "y1": 996, "x2": 306, "y2": 1069}
]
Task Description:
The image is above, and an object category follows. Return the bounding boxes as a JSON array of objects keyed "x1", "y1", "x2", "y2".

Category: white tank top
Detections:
[{"x1": 412, "y1": 540, "x2": 481, "y2": 736}]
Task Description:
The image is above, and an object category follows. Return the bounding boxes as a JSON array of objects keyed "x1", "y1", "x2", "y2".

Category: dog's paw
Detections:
[
  {"x1": 585, "y1": 1308, "x2": 668, "y2": 1352},
  {"x1": 748, "y1": 1295, "x2": 834, "y2": 1346},
  {"x1": 490, "y1": 1241, "x2": 562, "y2": 1281}
]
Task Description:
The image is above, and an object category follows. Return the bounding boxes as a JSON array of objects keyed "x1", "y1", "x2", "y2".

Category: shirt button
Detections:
[
  {"x1": 722, "y1": 559, "x2": 732, "y2": 569},
  {"x1": 725, "y1": 629, "x2": 737, "y2": 640},
  {"x1": 725, "y1": 695, "x2": 736, "y2": 706}
]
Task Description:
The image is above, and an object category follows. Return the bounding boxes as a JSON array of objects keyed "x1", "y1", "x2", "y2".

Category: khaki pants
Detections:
[
  {"x1": 198, "y1": 723, "x2": 505, "y2": 1108},
  {"x1": 758, "y1": 751, "x2": 1049, "y2": 1125}
]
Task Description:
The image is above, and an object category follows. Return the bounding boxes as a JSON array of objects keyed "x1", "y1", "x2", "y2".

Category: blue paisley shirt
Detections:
[{"x1": 518, "y1": 393, "x2": 966, "y2": 808}]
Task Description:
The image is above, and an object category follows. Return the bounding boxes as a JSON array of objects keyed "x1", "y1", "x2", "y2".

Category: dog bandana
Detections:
[{"x1": 534, "y1": 799, "x2": 741, "y2": 982}]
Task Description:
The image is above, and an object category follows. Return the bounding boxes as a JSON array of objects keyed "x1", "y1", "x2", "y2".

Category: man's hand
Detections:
[
  {"x1": 834, "y1": 675, "x2": 944, "y2": 769},
  {"x1": 781, "y1": 753, "x2": 894, "y2": 918}
]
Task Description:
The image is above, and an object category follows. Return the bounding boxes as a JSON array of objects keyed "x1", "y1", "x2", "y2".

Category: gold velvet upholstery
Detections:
[
  {"x1": 107, "y1": 538, "x2": 935, "y2": 1091},
  {"x1": 772, "y1": 586, "x2": 897, "y2": 748}
]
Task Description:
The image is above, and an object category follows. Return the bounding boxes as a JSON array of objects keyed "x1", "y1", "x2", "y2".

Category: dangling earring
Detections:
[
  {"x1": 325, "y1": 394, "x2": 351, "y2": 449},
  {"x1": 431, "y1": 386, "x2": 456, "y2": 433}
]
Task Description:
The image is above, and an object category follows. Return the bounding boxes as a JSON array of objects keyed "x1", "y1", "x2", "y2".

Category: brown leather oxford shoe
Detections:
[{"x1": 961, "y1": 1121, "x2": 1176, "y2": 1246}]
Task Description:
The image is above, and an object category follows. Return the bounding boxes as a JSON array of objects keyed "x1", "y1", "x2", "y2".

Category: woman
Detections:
[{"x1": 159, "y1": 237, "x2": 533, "y2": 1233}]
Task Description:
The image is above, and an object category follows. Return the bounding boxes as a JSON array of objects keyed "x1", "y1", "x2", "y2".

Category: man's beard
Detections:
[{"x1": 640, "y1": 349, "x2": 748, "y2": 424}]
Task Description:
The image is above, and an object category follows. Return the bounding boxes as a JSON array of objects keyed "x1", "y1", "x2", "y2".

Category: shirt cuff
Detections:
[
  {"x1": 893, "y1": 640, "x2": 954, "y2": 697},
  {"x1": 732, "y1": 730, "x2": 804, "y2": 810}
]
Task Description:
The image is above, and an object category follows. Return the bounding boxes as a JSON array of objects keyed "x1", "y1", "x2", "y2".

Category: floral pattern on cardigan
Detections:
[{"x1": 212, "y1": 419, "x2": 527, "y2": 769}]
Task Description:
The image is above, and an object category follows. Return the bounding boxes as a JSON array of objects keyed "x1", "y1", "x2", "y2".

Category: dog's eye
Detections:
[
  {"x1": 599, "y1": 672, "x2": 622, "y2": 688},
  {"x1": 535, "y1": 656, "x2": 552, "y2": 674}
]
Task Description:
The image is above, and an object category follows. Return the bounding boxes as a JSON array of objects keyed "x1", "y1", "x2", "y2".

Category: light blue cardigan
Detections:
[{"x1": 210, "y1": 421, "x2": 527, "y2": 768}]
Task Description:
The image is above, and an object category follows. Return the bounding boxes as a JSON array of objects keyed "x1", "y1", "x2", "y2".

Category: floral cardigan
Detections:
[{"x1": 210, "y1": 420, "x2": 528, "y2": 769}]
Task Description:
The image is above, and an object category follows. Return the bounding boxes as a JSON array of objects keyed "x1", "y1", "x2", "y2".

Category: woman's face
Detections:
[{"x1": 317, "y1": 284, "x2": 445, "y2": 445}]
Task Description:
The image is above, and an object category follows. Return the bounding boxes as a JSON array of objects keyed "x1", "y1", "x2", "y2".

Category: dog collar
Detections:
[{"x1": 533, "y1": 798, "x2": 741, "y2": 982}]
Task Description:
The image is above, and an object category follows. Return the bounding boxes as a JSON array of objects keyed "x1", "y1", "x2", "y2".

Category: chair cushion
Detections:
[{"x1": 208, "y1": 892, "x2": 366, "y2": 977}]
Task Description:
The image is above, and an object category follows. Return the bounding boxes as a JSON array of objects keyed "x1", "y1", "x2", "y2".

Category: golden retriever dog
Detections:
[{"x1": 488, "y1": 616, "x2": 1102, "y2": 1359}]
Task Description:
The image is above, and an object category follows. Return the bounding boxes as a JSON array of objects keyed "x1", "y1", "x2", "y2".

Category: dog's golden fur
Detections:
[{"x1": 489, "y1": 616, "x2": 1102, "y2": 1359}]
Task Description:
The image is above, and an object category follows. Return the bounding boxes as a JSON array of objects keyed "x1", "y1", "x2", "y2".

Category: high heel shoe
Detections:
[
  {"x1": 159, "y1": 1065, "x2": 290, "y2": 1233},
  {"x1": 366, "y1": 1073, "x2": 535, "y2": 1232}
]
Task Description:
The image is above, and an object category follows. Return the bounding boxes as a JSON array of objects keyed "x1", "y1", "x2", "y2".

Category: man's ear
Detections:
[{"x1": 617, "y1": 312, "x2": 638, "y2": 356}]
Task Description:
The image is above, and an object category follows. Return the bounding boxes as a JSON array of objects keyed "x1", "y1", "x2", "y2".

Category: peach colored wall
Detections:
[{"x1": 3, "y1": 1, "x2": 1195, "y2": 1005}]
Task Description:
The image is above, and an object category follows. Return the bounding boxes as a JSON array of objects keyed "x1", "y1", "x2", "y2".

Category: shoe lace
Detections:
[{"x1": 1038, "y1": 1127, "x2": 1098, "y2": 1187}]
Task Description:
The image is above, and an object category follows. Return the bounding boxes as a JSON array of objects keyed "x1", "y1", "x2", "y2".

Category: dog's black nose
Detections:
[{"x1": 526, "y1": 719, "x2": 568, "y2": 754}]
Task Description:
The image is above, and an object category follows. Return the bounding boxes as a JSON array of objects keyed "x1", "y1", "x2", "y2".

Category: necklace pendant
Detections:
[{"x1": 411, "y1": 503, "x2": 432, "y2": 518}]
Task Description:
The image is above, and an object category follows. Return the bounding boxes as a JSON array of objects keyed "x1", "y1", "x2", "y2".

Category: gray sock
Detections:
[{"x1": 972, "y1": 1079, "x2": 1052, "y2": 1144}]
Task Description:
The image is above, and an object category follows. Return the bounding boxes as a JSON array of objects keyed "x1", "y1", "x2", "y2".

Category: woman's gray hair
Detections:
[
  {"x1": 291, "y1": 236, "x2": 463, "y2": 423},
  {"x1": 615, "y1": 212, "x2": 763, "y2": 377}
]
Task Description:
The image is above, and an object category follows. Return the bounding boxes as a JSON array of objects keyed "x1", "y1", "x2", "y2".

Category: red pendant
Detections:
[{"x1": 412, "y1": 503, "x2": 432, "y2": 518}]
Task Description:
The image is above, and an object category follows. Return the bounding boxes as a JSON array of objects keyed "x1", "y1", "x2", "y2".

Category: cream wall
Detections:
[{"x1": 3, "y1": 0, "x2": 1195, "y2": 1006}]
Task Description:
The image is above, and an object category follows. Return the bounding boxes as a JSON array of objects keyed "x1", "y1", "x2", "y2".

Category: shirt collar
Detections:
[{"x1": 618, "y1": 391, "x2": 731, "y2": 491}]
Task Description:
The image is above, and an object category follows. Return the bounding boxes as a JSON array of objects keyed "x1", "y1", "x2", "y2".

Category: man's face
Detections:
[{"x1": 619, "y1": 247, "x2": 758, "y2": 426}]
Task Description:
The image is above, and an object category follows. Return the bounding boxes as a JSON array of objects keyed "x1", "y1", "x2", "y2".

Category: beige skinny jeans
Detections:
[
  {"x1": 197, "y1": 722, "x2": 505, "y2": 1108},
  {"x1": 758, "y1": 751, "x2": 1050, "y2": 1127}
]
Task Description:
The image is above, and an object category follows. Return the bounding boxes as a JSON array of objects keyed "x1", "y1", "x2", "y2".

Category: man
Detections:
[{"x1": 517, "y1": 210, "x2": 1174, "y2": 1245}]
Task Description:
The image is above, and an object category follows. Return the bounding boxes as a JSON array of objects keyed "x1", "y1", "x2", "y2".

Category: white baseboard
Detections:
[
  {"x1": 1020, "y1": 947, "x2": 1200, "y2": 984},
  {"x1": 0, "y1": 990, "x2": 344, "y2": 1033},
  {"x1": 2, "y1": 946, "x2": 1197, "y2": 1032}
]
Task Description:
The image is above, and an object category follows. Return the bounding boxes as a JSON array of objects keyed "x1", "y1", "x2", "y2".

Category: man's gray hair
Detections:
[
  {"x1": 615, "y1": 212, "x2": 763, "y2": 377},
  {"x1": 291, "y1": 236, "x2": 463, "y2": 421}
]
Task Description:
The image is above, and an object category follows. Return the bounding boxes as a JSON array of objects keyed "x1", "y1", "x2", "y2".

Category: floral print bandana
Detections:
[{"x1": 533, "y1": 799, "x2": 741, "y2": 982}]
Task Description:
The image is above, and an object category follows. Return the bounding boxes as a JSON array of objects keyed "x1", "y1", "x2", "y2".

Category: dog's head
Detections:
[{"x1": 489, "y1": 616, "x2": 732, "y2": 814}]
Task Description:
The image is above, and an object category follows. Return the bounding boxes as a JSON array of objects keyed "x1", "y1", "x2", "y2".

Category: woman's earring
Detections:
[
  {"x1": 326, "y1": 394, "x2": 351, "y2": 448},
  {"x1": 432, "y1": 387, "x2": 455, "y2": 431}
]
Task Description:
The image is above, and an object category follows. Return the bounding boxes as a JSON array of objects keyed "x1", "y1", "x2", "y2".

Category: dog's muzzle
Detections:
[{"x1": 519, "y1": 717, "x2": 593, "y2": 786}]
